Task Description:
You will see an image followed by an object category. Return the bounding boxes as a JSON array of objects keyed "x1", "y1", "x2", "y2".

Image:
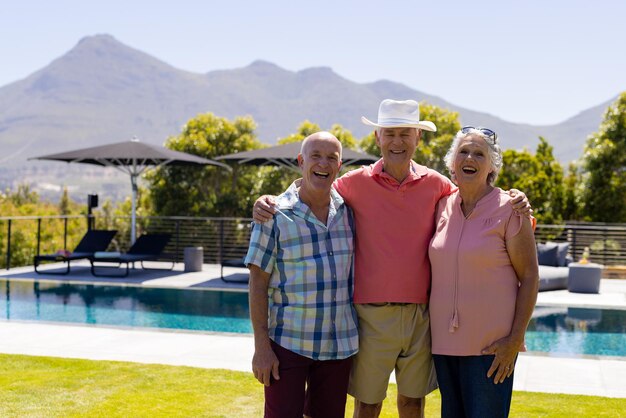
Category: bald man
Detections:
[{"x1": 245, "y1": 132, "x2": 358, "y2": 418}]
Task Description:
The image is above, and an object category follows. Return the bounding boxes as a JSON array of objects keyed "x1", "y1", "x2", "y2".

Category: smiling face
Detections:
[
  {"x1": 297, "y1": 132, "x2": 342, "y2": 194},
  {"x1": 375, "y1": 127, "x2": 420, "y2": 173},
  {"x1": 453, "y1": 134, "x2": 493, "y2": 186}
]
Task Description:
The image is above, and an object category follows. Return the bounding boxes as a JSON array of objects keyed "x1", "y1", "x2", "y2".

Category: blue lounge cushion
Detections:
[
  {"x1": 537, "y1": 242, "x2": 559, "y2": 266},
  {"x1": 94, "y1": 251, "x2": 122, "y2": 258},
  {"x1": 546, "y1": 241, "x2": 571, "y2": 267}
]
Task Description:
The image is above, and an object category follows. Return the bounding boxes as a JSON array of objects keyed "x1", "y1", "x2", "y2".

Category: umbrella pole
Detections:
[{"x1": 131, "y1": 174, "x2": 137, "y2": 245}]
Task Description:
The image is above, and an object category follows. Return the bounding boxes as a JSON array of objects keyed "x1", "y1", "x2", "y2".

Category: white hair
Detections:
[{"x1": 444, "y1": 128, "x2": 503, "y2": 185}]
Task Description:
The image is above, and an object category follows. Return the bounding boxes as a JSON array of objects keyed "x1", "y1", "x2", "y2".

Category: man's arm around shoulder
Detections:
[{"x1": 249, "y1": 264, "x2": 280, "y2": 386}]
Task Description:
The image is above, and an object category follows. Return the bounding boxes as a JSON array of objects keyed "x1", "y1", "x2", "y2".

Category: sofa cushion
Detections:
[
  {"x1": 537, "y1": 243, "x2": 559, "y2": 266},
  {"x1": 546, "y1": 241, "x2": 570, "y2": 267},
  {"x1": 538, "y1": 265, "x2": 569, "y2": 291}
]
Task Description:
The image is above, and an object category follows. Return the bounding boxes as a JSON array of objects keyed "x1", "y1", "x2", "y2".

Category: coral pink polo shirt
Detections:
[
  {"x1": 429, "y1": 188, "x2": 525, "y2": 356},
  {"x1": 334, "y1": 159, "x2": 454, "y2": 304}
]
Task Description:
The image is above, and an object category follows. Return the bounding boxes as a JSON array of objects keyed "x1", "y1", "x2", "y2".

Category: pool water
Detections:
[
  {"x1": 527, "y1": 306, "x2": 626, "y2": 357},
  {"x1": 2, "y1": 280, "x2": 625, "y2": 358},
  {"x1": 0, "y1": 280, "x2": 252, "y2": 333}
]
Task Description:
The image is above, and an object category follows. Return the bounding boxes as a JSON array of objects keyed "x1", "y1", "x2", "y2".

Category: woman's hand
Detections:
[{"x1": 482, "y1": 336, "x2": 520, "y2": 384}]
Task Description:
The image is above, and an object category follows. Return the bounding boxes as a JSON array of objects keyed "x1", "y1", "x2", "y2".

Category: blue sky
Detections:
[{"x1": 1, "y1": 0, "x2": 624, "y2": 125}]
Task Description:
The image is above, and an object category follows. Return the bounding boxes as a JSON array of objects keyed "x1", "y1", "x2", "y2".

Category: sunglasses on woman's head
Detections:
[{"x1": 461, "y1": 126, "x2": 497, "y2": 144}]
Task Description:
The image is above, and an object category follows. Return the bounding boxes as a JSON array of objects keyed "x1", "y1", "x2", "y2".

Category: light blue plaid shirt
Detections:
[{"x1": 245, "y1": 181, "x2": 358, "y2": 360}]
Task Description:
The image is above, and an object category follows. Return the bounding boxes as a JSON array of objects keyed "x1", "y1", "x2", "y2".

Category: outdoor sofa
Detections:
[{"x1": 537, "y1": 241, "x2": 572, "y2": 291}]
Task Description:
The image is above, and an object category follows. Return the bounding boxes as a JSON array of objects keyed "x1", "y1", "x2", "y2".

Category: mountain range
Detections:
[{"x1": 0, "y1": 34, "x2": 617, "y2": 200}]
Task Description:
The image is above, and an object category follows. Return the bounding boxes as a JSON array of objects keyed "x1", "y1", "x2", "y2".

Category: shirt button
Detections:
[{"x1": 329, "y1": 251, "x2": 333, "y2": 256}]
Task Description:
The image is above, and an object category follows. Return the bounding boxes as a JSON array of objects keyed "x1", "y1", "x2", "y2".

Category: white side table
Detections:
[{"x1": 567, "y1": 262, "x2": 603, "y2": 294}]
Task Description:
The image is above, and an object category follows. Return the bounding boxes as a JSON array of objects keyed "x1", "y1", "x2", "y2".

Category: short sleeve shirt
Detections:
[
  {"x1": 245, "y1": 181, "x2": 358, "y2": 361},
  {"x1": 334, "y1": 159, "x2": 455, "y2": 303},
  {"x1": 429, "y1": 188, "x2": 525, "y2": 355}
]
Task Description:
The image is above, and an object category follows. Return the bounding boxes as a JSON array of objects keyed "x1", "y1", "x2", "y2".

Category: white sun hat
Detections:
[{"x1": 361, "y1": 99, "x2": 437, "y2": 132}]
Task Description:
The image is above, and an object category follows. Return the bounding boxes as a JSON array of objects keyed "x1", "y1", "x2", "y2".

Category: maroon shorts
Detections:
[{"x1": 264, "y1": 340, "x2": 353, "y2": 418}]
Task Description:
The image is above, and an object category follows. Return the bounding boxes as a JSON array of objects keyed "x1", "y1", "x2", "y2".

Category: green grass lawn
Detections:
[{"x1": 0, "y1": 354, "x2": 623, "y2": 417}]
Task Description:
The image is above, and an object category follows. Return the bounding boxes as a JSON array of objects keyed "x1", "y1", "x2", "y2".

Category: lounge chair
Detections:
[
  {"x1": 34, "y1": 229, "x2": 117, "y2": 275},
  {"x1": 221, "y1": 258, "x2": 247, "y2": 282},
  {"x1": 90, "y1": 233, "x2": 173, "y2": 277},
  {"x1": 219, "y1": 244, "x2": 249, "y2": 282}
]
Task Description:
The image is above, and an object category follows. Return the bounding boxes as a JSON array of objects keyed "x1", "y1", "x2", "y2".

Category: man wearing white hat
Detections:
[
  {"x1": 253, "y1": 99, "x2": 529, "y2": 417},
  {"x1": 338, "y1": 99, "x2": 448, "y2": 417}
]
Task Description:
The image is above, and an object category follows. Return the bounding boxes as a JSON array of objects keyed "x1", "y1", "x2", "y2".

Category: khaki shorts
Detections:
[{"x1": 348, "y1": 303, "x2": 437, "y2": 404}]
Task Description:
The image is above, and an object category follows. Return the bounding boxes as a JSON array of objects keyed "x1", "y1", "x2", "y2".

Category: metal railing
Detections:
[
  {"x1": 0, "y1": 215, "x2": 88, "y2": 270},
  {"x1": 535, "y1": 222, "x2": 626, "y2": 265},
  {"x1": 95, "y1": 215, "x2": 254, "y2": 264},
  {"x1": 2, "y1": 215, "x2": 626, "y2": 269},
  {"x1": 0, "y1": 215, "x2": 253, "y2": 269}
]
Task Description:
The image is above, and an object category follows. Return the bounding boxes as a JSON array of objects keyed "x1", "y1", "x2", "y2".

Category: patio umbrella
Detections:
[
  {"x1": 30, "y1": 138, "x2": 231, "y2": 244},
  {"x1": 215, "y1": 141, "x2": 378, "y2": 172}
]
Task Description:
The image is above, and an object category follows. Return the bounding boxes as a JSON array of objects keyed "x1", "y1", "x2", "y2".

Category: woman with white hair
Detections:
[{"x1": 428, "y1": 126, "x2": 539, "y2": 418}]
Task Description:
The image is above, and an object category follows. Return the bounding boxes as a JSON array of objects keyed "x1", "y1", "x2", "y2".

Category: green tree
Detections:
[
  {"x1": 534, "y1": 137, "x2": 566, "y2": 224},
  {"x1": 563, "y1": 162, "x2": 583, "y2": 221},
  {"x1": 329, "y1": 124, "x2": 358, "y2": 150},
  {"x1": 279, "y1": 121, "x2": 357, "y2": 150},
  {"x1": 8, "y1": 184, "x2": 39, "y2": 206},
  {"x1": 0, "y1": 185, "x2": 85, "y2": 268},
  {"x1": 146, "y1": 113, "x2": 265, "y2": 217},
  {"x1": 358, "y1": 131, "x2": 378, "y2": 157},
  {"x1": 97, "y1": 198, "x2": 117, "y2": 231},
  {"x1": 59, "y1": 187, "x2": 71, "y2": 215},
  {"x1": 359, "y1": 102, "x2": 461, "y2": 174},
  {"x1": 498, "y1": 148, "x2": 542, "y2": 195},
  {"x1": 497, "y1": 138, "x2": 566, "y2": 224},
  {"x1": 580, "y1": 92, "x2": 626, "y2": 222},
  {"x1": 278, "y1": 120, "x2": 321, "y2": 145}
]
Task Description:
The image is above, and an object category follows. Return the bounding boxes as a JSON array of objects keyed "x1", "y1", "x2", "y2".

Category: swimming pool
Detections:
[
  {"x1": 0, "y1": 279, "x2": 252, "y2": 333},
  {"x1": 527, "y1": 306, "x2": 626, "y2": 357},
  {"x1": 2, "y1": 279, "x2": 625, "y2": 358}
]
